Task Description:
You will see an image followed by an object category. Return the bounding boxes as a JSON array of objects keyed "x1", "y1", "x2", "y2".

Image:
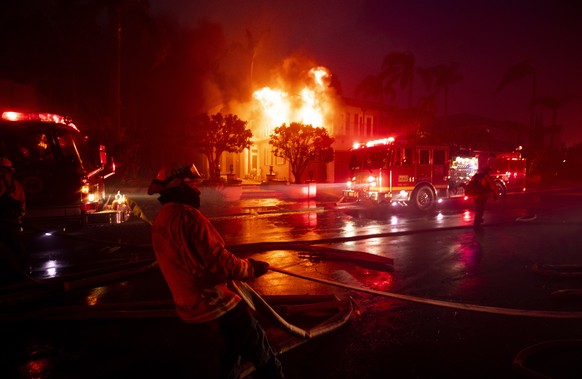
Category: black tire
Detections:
[
  {"x1": 494, "y1": 180, "x2": 506, "y2": 198},
  {"x1": 411, "y1": 185, "x2": 436, "y2": 211}
]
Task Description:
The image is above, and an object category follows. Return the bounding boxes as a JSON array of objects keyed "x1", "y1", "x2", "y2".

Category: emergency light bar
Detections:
[
  {"x1": 2, "y1": 111, "x2": 79, "y2": 131},
  {"x1": 353, "y1": 137, "x2": 395, "y2": 149}
]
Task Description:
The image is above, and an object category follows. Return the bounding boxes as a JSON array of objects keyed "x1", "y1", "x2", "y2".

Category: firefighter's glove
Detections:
[{"x1": 249, "y1": 258, "x2": 269, "y2": 277}]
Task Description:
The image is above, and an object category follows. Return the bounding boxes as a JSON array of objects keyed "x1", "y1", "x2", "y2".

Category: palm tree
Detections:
[
  {"x1": 245, "y1": 28, "x2": 269, "y2": 88},
  {"x1": 496, "y1": 61, "x2": 537, "y2": 130},
  {"x1": 355, "y1": 74, "x2": 385, "y2": 102},
  {"x1": 106, "y1": 0, "x2": 169, "y2": 180},
  {"x1": 418, "y1": 63, "x2": 463, "y2": 116},
  {"x1": 531, "y1": 94, "x2": 579, "y2": 147},
  {"x1": 531, "y1": 94, "x2": 578, "y2": 129},
  {"x1": 380, "y1": 51, "x2": 415, "y2": 108},
  {"x1": 354, "y1": 74, "x2": 395, "y2": 138}
]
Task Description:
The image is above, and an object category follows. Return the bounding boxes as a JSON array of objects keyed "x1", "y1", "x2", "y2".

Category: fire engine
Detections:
[
  {"x1": 0, "y1": 110, "x2": 125, "y2": 223},
  {"x1": 339, "y1": 137, "x2": 526, "y2": 211}
]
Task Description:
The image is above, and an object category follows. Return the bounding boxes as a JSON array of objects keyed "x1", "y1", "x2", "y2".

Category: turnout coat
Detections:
[{"x1": 152, "y1": 202, "x2": 256, "y2": 323}]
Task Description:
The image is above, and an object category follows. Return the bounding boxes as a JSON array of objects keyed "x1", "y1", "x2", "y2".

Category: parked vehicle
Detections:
[
  {"x1": 475, "y1": 150, "x2": 527, "y2": 196},
  {"x1": 339, "y1": 137, "x2": 526, "y2": 211}
]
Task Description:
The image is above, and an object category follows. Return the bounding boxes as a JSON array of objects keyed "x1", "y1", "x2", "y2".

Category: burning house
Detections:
[{"x1": 214, "y1": 59, "x2": 343, "y2": 184}]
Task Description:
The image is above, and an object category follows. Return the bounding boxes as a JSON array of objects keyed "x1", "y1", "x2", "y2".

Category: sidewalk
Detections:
[
  {"x1": 113, "y1": 181, "x2": 344, "y2": 220},
  {"x1": 106, "y1": 178, "x2": 581, "y2": 223},
  {"x1": 202, "y1": 182, "x2": 343, "y2": 218}
]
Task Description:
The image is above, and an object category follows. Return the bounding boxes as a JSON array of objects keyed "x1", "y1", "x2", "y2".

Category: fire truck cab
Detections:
[
  {"x1": 340, "y1": 137, "x2": 526, "y2": 211},
  {"x1": 475, "y1": 150, "x2": 527, "y2": 196},
  {"x1": 0, "y1": 110, "x2": 119, "y2": 223}
]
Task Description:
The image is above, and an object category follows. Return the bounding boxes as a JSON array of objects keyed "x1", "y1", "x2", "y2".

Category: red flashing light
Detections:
[
  {"x1": 2, "y1": 111, "x2": 22, "y2": 121},
  {"x1": 2, "y1": 111, "x2": 78, "y2": 131},
  {"x1": 353, "y1": 137, "x2": 395, "y2": 149}
]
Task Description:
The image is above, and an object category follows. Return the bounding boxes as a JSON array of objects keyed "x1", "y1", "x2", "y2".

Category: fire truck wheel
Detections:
[
  {"x1": 495, "y1": 181, "x2": 506, "y2": 198},
  {"x1": 411, "y1": 185, "x2": 435, "y2": 212}
]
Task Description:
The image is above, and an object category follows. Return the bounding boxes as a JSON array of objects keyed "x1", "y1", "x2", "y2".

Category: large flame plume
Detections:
[{"x1": 250, "y1": 62, "x2": 338, "y2": 138}]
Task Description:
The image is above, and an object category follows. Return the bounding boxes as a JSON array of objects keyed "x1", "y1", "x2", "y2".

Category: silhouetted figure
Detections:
[
  {"x1": 148, "y1": 163, "x2": 284, "y2": 379},
  {"x1": 467, "y1": 166, "x2": 498, "y2": 227},
  {"x1": 0, "y1": 157, "x2": 29, "y2": 283}
]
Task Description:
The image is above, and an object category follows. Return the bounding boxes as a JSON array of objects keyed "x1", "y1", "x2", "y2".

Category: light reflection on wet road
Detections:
[
  {"x1": 19, "y1": 186, "x2": 576, "y2": 303},
  {"x1": 3, "y1": 185, "x2": 582, "y2": 378}
]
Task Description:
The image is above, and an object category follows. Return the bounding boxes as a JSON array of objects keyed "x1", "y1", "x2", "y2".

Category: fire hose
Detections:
[
  {"x1": 12, "y1": 256, "x2": 581, "y2": 320},
  {"x1": 266, "y1": 265, "x2": 582, "y2": 319}
]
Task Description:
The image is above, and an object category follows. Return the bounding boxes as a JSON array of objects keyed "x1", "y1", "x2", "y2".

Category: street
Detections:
[{"x1": 2, "y1": 184, "x2": 582, "y2": 378}]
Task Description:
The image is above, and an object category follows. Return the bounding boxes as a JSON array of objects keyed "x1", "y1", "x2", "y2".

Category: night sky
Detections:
[{"x1": 152, "y1": 0, "x2": 582, "y2": 146}]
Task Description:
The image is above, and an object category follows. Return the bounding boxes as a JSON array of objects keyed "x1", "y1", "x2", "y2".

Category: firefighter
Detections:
[
  {"x1": 471, "y1": 166, "x2": 498, "y2": 227},
  {"x1": 0, "y1": 156, "x2": 29, "y2": 283},
  {"x1": 148, "y1": 163, "x2": 284, "y2": 379}
]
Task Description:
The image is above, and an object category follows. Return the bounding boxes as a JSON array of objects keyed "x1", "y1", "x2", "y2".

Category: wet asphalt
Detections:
[{"x1": 2, "y1": 182, "x2": 582, "y2": 378}]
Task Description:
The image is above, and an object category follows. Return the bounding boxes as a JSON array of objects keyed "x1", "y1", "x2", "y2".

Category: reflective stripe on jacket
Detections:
[{"x1": 152, "y1": 202, "x2": 254, "y2": 323}]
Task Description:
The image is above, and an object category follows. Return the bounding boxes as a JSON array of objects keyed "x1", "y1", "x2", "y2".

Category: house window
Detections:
[
  {"x1": 344, "y1": 113, "x2": 349, "y2": 135},
  {"x1": 366, "y1": 116, "x2": 373, "y2": 136}
]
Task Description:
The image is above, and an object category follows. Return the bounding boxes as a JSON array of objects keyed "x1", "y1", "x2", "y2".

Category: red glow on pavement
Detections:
[{"x1": 359, "y1": 269, "x2": 394, "y2": 292}]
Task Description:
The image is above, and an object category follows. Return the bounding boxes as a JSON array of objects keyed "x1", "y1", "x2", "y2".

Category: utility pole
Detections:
[{"x1": 114, "y1": 2, "x2": 122, "y2": 137}]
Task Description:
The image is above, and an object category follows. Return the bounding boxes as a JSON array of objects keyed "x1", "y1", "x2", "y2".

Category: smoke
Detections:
[{"x1": 271, "y1": 53, "x2": 320, "y2": 96}]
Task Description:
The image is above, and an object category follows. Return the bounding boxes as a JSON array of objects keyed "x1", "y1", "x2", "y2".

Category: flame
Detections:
[
  {"x1": 311, "y1": 67, "x2": 327, "y2": 86},
  {"x1": 253, "y1": 66, "x2": 335, "y2": 136},
  {"x1": 253, "y1": 87, "x2": 289, "y2": 134}
]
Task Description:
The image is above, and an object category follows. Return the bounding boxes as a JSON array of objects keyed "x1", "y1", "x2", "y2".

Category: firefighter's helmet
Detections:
[
  {"x1": 0, "y1": 157, "x2": 13, "y2": 168},
  {"x1": 0, "y1": 157, "x2": 14, "y2": 173},
  {"x1": 147, "y1": 163, "x2": 202, "y2": 195}
]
